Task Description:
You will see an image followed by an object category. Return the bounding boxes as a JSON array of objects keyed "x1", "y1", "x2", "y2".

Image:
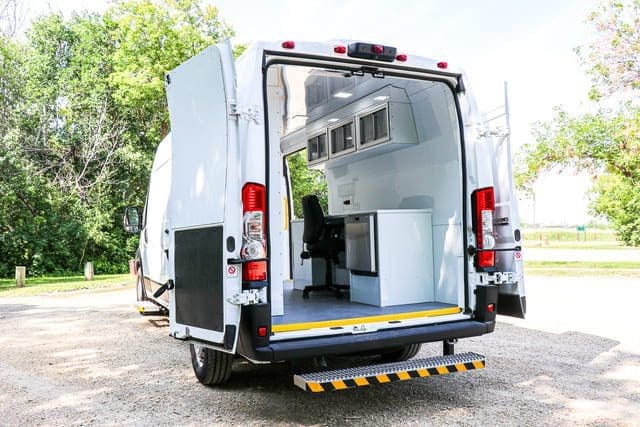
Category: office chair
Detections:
[{"x1": 300, "y1": 195, "x2": 349, "y2": 299}]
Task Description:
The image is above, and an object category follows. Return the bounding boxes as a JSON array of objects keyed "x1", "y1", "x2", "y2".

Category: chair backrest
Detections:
[{"x1": 302, "y1": 195, "x2": 324, "y2": 244}]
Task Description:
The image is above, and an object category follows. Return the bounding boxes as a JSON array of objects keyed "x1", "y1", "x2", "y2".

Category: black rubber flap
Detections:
[{"x1": 175, "y1": 226, "x2": 224, "y2": 332}]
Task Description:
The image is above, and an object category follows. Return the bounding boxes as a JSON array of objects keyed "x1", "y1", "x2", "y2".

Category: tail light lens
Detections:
[
  {"x1": 241, "y1": 183, "x2": 267, "y2": 281},
  {"x1": 472, "y1": 187, "x2": 495, "y2": 269}
]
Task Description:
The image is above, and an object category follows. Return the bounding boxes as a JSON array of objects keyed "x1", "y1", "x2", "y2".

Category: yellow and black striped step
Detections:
[{"x1": 293, "y1": 352, "x2": 485, "y2": 392}]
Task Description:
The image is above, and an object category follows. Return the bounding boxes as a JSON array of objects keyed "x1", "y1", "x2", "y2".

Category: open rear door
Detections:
[
  {"x1": 488, "y1": 131, "x2": 526, "y2": 318},
  {"x1": 165, "y1": 41, "x2": 242, "y2": 351}
]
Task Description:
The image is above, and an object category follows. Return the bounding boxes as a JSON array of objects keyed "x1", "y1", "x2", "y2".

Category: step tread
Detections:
[{"x1": 293, "y1": 352, "x2": 485, "y2": 392}]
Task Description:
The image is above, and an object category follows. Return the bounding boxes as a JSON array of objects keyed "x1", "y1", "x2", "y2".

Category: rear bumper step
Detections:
[
  {"x1": 135, "y1": 301, "x2": 166, "y2": 315},
  {"x1": 294, "y1": 352, "x2": 485, "y2": 392},
  {"x1": 254, "y1": 320, "x2": 491, "y2": 361}
]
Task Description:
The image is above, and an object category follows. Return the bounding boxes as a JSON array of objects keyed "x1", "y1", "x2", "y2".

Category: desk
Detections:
[{"x1": 345, "y1": 209, "x2": 434, "y2": 307}]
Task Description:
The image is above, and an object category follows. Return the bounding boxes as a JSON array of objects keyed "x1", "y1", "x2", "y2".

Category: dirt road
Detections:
[{"x1": 0, "y1": 277, "x2": 638, "y2": 426}]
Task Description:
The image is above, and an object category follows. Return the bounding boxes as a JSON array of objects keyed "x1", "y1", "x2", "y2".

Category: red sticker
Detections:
[
  {"x1": 514, "y1": 251, "x2": 522, "y2": 260},
  {"x1": 226, "y1": 265, "x2": 238, "y2": 277}
]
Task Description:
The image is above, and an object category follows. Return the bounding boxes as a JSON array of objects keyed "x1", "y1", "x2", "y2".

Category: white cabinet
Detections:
[{"x1": 347, "y1": 209, "x2": 434, "y2": 306}]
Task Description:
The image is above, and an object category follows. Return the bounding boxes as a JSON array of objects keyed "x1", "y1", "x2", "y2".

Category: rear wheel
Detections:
[
  {"x1": 190, "y1": 343, "x2": 234, "y2": 385},
  {"x1": 381, "y1": 344, "x2": 422, "y2": 363}
]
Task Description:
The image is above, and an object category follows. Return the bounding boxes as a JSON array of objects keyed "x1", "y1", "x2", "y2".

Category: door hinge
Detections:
[
  {"x1": 228, "y1": 101, "x2": 261, "y2": 124},
  {"x1": 227, "y1": 288, "x2": 266, "y2": 306},
  {"x1": 474, "y1": 272, "x2": 515, "y2": 285}
]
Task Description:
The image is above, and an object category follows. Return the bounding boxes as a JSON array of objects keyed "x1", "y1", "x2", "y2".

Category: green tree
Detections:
[
  {"x1": 517, "y1": 0, "x2": 640, "y2": 245},
  {"x1": 287, "y1": 150, "x2": 328, "y2": 218},
  {"x1": 0, "y1": 1, "x2": 238, "y2": 276}
]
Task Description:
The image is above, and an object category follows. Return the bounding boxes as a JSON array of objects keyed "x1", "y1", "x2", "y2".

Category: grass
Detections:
[
  {"x1": 521, "y1": 227, "x2": 629, "y2": 250},
  {"x1": 525, "y1": 260, "x2": 640, "y2": 277},
  {"x1": 0, "y1": 274, "x2": 135, "y2": 297}
]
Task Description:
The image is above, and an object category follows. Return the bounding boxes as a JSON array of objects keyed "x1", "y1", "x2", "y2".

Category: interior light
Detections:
[
  {"x1": 373, "y1": 96, "x2": 388, "y2": 101},
  {"x1": 437, "y1": 61, "x2": 448, "y2": 69},
  {"x1": 333, "y1": 92, "x2": 352, "y2": 99},
  {"x1": 328, "y1": 118, "x2": 339, "y2": 123},
  {"x1": 333, "y1": 45, "x2": 346, "y2": 54}
]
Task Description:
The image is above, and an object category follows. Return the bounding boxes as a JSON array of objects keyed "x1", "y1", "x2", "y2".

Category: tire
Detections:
[
  {"x1": 190, "y1": 343, "x2": 234, "y2": 385},
  {"x1": 135, "y1": 259, "x2": 146, "y2": 302},
  {"x1": 380, "y1": 344, "x2": 422, "y2": 363}
]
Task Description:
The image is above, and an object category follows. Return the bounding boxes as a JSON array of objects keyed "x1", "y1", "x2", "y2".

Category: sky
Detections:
[{"x1": 25, "y1": 0, "x2": 602, "y2": 225}]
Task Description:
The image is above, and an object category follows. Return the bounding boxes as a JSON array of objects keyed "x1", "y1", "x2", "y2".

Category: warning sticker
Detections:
[
  {"x1": 226, "y1": 265, "x2": 239, "y2": 278},
  {"x1": 514, "y1": 251, "x2": 522, "y2": 261}
]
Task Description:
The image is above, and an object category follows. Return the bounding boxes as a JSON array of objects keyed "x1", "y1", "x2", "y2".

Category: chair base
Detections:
[{"x1": 302, "y1": 283, "x2": 350, "y2": 299}]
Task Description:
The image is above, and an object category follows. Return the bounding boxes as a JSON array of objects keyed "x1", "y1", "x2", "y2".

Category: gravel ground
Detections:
[{"x1": 0, "y1": 276, "x2": 639, "y2": 426}]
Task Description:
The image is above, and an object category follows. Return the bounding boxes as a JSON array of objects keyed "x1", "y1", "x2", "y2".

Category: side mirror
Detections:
[{"x1": 123, "y1": 206, "x2": 142, "y2": 234}]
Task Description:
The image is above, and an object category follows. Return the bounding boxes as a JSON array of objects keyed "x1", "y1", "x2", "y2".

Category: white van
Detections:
[{"x1": 124, "y1": 39, "x2": 526, "y2": 392}]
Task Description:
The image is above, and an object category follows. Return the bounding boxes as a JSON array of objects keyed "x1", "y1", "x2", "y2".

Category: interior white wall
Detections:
[{"x1": 325, "y1": 82, "x2": 463, "y2": 304}]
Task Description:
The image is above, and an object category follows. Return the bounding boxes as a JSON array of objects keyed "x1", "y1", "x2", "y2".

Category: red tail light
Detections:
[
  {"x1": 241, "y1": 183, "x2": 267, "y2": 281},
  {"x1": 472, "y1": 187, "x2": 495, "y2": 269}
]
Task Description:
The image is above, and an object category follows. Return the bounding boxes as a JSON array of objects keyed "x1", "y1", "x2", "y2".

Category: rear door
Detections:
[
  {"x1": 486, "y1": 131, "x2": 526, "y2": 318},
  {"x1": 165, "y1": 41, "x2": 242, "y2": 351}
]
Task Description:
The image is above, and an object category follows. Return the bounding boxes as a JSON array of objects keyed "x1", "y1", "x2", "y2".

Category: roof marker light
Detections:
[
  {"x1": 396, "y1": 54, "x2": 407, "y2": 62},
  {"x1": 282, "y1": 40, "x2": 295, "y2": 49},
  {"x1": 334, "y1": 45, "x2": 346, "y2": 54},
  {"x1": 437, "y1": 61, "x2": 448, "y2": 69}
]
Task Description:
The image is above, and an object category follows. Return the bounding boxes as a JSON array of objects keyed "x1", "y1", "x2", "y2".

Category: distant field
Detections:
[
  {"x1": 521, "y1": 227, "x2": 625, "y2": 249},
  {"x1": 0, "y1": 274, "x2": 134, "y2": 297}
]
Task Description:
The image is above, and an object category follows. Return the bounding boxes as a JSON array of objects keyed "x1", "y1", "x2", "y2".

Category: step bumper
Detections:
[
  {"x1": 294, "y1": 352, "x2": 486, "y2": 392},
  {"x1": 254, "y1": 320, "x2": 492, "y2": 361}
]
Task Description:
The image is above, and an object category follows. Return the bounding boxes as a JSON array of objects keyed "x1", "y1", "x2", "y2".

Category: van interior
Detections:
[{"x1": 265, "y1": 64, "x2": 466, "y2": 336}]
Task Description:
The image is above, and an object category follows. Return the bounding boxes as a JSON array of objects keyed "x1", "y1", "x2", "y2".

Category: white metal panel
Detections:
[
  {"x1": 166, "y1": 46, "x2": 229, "y2": 229},
  {"x1": 166, "y1": 41, "x2": 242, "y2": 349},
  {"x1": 143, "y1": 135, "x2": 172, "y2": 284}
]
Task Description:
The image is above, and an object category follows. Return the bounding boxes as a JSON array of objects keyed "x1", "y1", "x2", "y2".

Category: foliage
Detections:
[
  {"x1": 517, "y1": 0, "x2": 640, "y2": 246},
  {"x1": 0, "y1": 1, "x2": 236, "y2": 277},
  {"x1": 577, "y1": 0, "x2": 640, "y2": 99},
  {"x1": 287, "y1": 150, "x2": 328, "y2": 218}
]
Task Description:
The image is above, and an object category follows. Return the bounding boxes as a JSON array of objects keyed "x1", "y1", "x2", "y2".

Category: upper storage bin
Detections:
[
  {"x1": 329, "y1": 119, "x2": 356, "y2": 158},
  {"x1": 307, "y1": 130, "x2": 328, "y2": 165},
  {"x1": 286, "y1": 82, "x2": 419, "y2": 168}
]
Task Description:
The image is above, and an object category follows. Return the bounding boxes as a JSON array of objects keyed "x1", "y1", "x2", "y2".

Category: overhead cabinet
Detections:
[
  {"x1": 306, "y1": 131, "x2": 328, "y2": 165},
  {"x1": 304, "y1": 95, "x2": 418, "y2": 168}
]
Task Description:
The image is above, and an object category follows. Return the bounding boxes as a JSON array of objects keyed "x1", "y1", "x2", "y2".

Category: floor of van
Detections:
[{"x1": 272, "y1": 289, "x2": 460, "y2": 333}]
